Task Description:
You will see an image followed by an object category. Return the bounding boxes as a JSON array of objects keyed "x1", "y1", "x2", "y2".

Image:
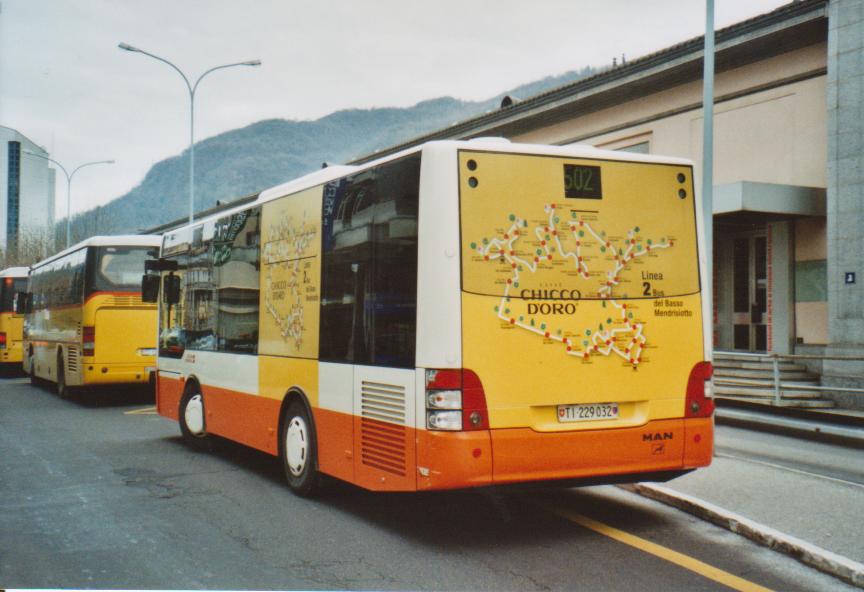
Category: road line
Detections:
[
  {"x1": 124, "y1": 406, "x2": 157, "y2": 415},
  {"x1": 547, "y1": 506, "x2": 774, "y2": 592},
  {"x1": 715, "y1": 451, "x2": 864, "y2": 489}
]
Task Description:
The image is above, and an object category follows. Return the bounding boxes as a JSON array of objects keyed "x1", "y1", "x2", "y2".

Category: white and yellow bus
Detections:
[
  {"x1": 0, "y1": 266, "x2": 29, "y2": 368},
  {"x1": 24, "y1": 235, "x2": 162, "y2": 398},
  {"x1": 146, "y1": 139, "x2": 713, "y2": 495}
]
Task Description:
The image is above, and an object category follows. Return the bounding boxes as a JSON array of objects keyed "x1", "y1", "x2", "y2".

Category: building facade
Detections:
[
  {"x1": 359, "y1": 0, "x2": 864, "y2": 405},
  {"x1": 0, "y1": 126, "x2": 56, "y2": 256}
]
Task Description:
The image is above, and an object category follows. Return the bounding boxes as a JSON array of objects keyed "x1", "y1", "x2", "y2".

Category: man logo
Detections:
[{"x1": 643, "y1": 432, "x2": 673, "y2": 442}]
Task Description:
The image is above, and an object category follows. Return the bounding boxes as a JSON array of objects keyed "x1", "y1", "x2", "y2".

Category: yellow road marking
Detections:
[
  {"x1": 124, "y1": 406, "x2": 157, "y2": 415},
  {"x1": 548, "y1": 506, "x2": 774, "y2": 592}
]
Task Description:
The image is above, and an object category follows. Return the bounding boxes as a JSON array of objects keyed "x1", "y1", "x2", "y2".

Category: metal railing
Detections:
[{"x1": 714, "y1": 351, "x2": 864, "y2": 405}]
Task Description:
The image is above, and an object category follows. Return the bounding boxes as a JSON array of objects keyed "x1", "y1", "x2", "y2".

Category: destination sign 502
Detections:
[{"x1": 564, "y1": 164, "x2": 603, "y2": 199}]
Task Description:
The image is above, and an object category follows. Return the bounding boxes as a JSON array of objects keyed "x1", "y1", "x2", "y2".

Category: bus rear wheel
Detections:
[
  {"x1": 179, "y1": 387, "x2": 209, "y2": 450},
  {"x1": 280, "y1": 401, "x2": 320, "y2": 497},
  {"x1": 56, "y1": 354, "x2": 74, "y2": 400}
]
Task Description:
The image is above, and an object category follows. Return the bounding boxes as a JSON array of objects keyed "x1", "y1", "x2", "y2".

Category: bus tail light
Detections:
[
  {"x1": 0, "y1": 332, "x2": 6, "y2": 349},
  {"x1": 82, "y1": 326, "x2": 95, "y2": 357},
  {"x1": 685, "y1": 361, "x2": 714, "y2": 418},
  {"x1": 425, "y1": 368, "x2": 489, "y2": 431}
]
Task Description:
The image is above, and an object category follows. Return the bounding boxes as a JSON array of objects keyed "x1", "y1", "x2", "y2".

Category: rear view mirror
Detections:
[
  {"x1": 142, "y1": 275, "x2": 160, "y2": 303},
  {"x1": 164, "y1": 274, "x2": 181, "y2": 305},
  {"x1": 15, "y1": 292, "x2": 32, "y2": 314}
]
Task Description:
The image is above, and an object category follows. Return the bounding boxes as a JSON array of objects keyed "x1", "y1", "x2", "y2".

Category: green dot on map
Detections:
[
  {"x1": 638, "y1": 244, "x2": 643, "y2": 250},
  {"x1": 541, "y1": 323, "x2": 547, "y2": 330},
  {"x1": 557, "y1": 329, "x2": 562, "y2": 335},
  {"x1": 600, "y1": 246, "x2": 606, "y2": 253},
  {"x1": 470, "y1": 242, "x2": 477, "y2": 249},
  {"x1": 599, "y1": 324, "x2": 604, "y2": 331},
  {"x1": 519, "y1": 316, "x2": 524, "y2": 322},
  {"x1": 483, "y1": 238, "x2": 489, "y2": 244},
  {"x1": 647, "y1": 239, "x2": 653, "y2": 245},
  {"x1": 583, "y1": 340, "x2": 589, "y2": 346},
  {"x1": 579, "y1": 230, "x2": 585, "y2": 237},
  {"x1": 571, "y1": 211, "x2": 577, "y2": 218},
  {"x1": 536, "y1": 249, "x2": 542, "y2": 255},
  {"x1": 607, "y1": 318, "x2": 612, "y2": 324},
  {"x1": 628, "y1": 312, "x2": 634, "y2": 319},
  {"x1": 494, "y1": 306, "x2": 499, "y2": 312},
  {"x1": 504, "y1": 308, "x2": 510, "y2": 314},
  {"x1": 509, "y1": 214, "x2": 515, "y2": 221},
  {"x1": 514, "y1": 282, "x2": 519, "y2": 288},
  {"x1": 602, "y1": 301, "x2": 607, "y2": 308},
  {"x1": 545, "y1": 235, "x2": 551, "y2": 241},
  {"x1": 506, "y1": 297, "x2": 511, "y2": 302},
  {"x1": 530, "y1": 319, "x2": 535, "y2": 326},
  {"x1": 619, "y1": 248, "x2": 624, "y2": 255},
  {"x1": 635, "y1": 226, "x2": 640, "y2": 232},
  {"x1": 586, "y1": 329, "x2": 592, "y2": 336},
  {"x1": 518, "y1": 265, "x2": 523, "y2": 271},
  {"x1": 523, "y1": 220, "x2": 528, "y2": 227},
  {"x1": 554, "y1": 217, "x2": 560, "y2": 223},
  {"x1": 601, "y1": 231, "x2": 606, "y2": 237}
]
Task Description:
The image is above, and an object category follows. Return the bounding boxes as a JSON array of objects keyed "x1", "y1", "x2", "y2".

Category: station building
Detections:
[
  {"x1": 0, "y1": 126, "x2": 56, "y2": 256},
  {"x1": 360, "y1": 0, "x2": 864, "y2": 407}
]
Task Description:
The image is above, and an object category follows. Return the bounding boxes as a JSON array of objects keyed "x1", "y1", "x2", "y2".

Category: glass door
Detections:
[{"x1": 732, "y1": 234, "x2": 768, "y2": 352}]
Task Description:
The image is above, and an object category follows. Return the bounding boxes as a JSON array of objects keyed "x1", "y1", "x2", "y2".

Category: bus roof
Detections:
[
  {"x1": 30, "y1": 235, "x2": 162, "y2": 271},
  {"x1": 0, "y1": 266, "x2": 29, "y2": 278},
  {"x1": 164, "y1": 139, "x2": 693, "y2": 235}
]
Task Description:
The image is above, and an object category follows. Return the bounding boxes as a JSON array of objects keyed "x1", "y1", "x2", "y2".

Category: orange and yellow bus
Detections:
[
  {"x1": 0, "y1": 266, "x2": 29, "y2": 368},
  {"x1": 146, "y1": 140, "x2": 713, "y2": 495},
  {"x1": 23, "y1": 235, "x2": 162, "y2": 398}
]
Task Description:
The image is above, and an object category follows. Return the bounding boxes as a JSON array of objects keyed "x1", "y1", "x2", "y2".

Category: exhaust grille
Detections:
[
  {"x1": 108, "y1": 294, "x2": 143, "y2": 306},
  {"x1": 66, "y1": 347, "x2": 79, "y2": 373},
  {"x1": 360, "y1": 380, "x2": 407, "y2": 476}
]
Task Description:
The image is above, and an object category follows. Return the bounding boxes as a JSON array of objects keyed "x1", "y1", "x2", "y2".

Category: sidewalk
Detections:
[{"x1": 629, "y1": 403, "x2": 864, "y2": 588}]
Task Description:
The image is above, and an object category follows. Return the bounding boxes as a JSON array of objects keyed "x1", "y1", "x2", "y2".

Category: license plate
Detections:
[{"x1": 557, "y1": 403, "x2": 619, "y2": 422}]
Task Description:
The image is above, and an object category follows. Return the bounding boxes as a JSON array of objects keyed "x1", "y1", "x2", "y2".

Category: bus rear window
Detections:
[
  {"x1": 0, "y1": 278, "x2": 27, "y2": 312},
  {"x1": 91, "y1": 247, "x2": 158, "y2": 293}
]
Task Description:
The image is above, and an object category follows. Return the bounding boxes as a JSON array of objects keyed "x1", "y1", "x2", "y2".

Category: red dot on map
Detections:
[
  {"x1": 605, "y1": 340, "x2": 611, "y2": 346},
  {"x1": 547, "y1": 254, "x2": 553, "y2": 260},
  {"x1": 552, "y1": 230, "x2": 558, "y2": 236},
  {"x1": 484, "y1": 255, "x2": 489, "y2": 261},
  {"x1": 544, "y1": 332, "x2": 550, "y2": 338},
  {"x1": 551, "y1": 204, "x2": 556, "y2": 209},
  {"x1": 534, "y1": 257, "x2": 539, "y2": 262},
  {"x1": 541, "y1": 240, "x2": 546, "y2": 246},
  {"x1": 545, "y1": 227, "x2": 549, "y2": 232},
  {"x1": 583, "y1": 352, "x2": 589, "y2": 359},
  {"x1": 571, "y1": 226, "x2": 576, "y2": 232},
  {"x1": 566, "y1": 346, "x2": 572, "y2": 352},
  {"x1": 507, "y1": 278, "x2": 513, "y2": 284},
  {"x1": 509, "y1": 250, "x2": 514, "y2": 256},
  {"x1": 510, "y1": 318, "x2": 515, "y2": 324},
  {"x1": 580, "y1": 221, "x2": 584, "y2": 226},
  {"x1": 514, "y1": 230, "x2": 520, "y2": 236}
]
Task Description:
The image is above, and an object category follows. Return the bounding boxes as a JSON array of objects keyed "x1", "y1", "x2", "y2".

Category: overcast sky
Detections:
[{"x1": 1, "y1": 0, "x2": 789, "y2": 219}]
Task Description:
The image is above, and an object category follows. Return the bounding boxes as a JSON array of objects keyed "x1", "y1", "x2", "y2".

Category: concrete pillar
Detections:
[
  {"x1": 825, "y1": 0, "x2": 864, "y2": 407},
  {"x1": 769, "y1": 221, "x2": 794, "y2": 355}
]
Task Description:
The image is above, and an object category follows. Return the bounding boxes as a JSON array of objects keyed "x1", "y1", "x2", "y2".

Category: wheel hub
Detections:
[{"x1": 286, "y1": 417, "x2": 308, "y2": 476}]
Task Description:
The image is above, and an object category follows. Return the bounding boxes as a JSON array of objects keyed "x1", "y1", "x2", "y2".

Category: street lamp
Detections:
[
  {"x1": 118, "y1": 42, "x2": 261, "y2": 224},
  {"x1": 23, "y1": 151, "x2": 114, "y2": 249}
]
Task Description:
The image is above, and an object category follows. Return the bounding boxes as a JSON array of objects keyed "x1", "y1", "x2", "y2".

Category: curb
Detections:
[
  {"x1": 625, "y1": 483, "x2": 864, "y2": 589},
  {"x1": 715, "y1": 408, "x2": 864, "y2": 449}
]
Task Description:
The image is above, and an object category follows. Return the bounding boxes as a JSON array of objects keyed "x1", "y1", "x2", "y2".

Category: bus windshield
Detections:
[{"x1": 91, "y1": 246, "x2": 158, "y2": 293}]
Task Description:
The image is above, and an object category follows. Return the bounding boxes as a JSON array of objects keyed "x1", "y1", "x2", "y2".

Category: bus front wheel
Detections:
[
  {"x1": 280, "y1": 400, "x2": 320, "y2": 497},
  {"x1": 179, "y1": 387, "x2": 209, "y2": 450}
]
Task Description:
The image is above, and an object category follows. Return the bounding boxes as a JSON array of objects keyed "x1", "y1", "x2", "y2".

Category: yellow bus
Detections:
[
  {"x1": 23, "y1": 235, "x2": 162, "y2": 399},
  {"x1": 146, "y1": 140, "x2": 713, "y2": 496},
  {"x1": 0, "y1": 266, "x2": 29, "y2": 369}
]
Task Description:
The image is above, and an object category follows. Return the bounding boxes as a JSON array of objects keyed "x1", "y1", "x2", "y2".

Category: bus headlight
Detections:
[
  {"x1": 137, "y1": 348, "x2": 157, "y2": 357},
  {"x1": 427, "y1": 410, "x2": 462, "y2": 431}
]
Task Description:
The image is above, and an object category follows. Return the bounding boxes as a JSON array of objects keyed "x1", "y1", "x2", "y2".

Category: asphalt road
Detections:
[{"x1": 0, "y1": 375, "x2": 857, "y2": 591}]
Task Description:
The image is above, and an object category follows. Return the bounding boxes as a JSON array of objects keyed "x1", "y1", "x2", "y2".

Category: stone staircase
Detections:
[{"x1": 712, "y1": 352, "x2": 835, "y2": 408}]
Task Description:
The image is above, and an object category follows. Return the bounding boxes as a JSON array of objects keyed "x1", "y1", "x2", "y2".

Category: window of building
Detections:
[{"x1": 6, "y1": 142, "x2": 21, "y2": 252}]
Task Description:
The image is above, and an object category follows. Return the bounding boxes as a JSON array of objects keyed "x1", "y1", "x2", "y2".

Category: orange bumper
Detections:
[{"x1": 416, "y1": 417, "x2": 712, "y2": 490}]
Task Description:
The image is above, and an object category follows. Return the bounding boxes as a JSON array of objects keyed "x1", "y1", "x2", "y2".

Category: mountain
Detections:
[{"x1": 68, "y1": 66, "x2": 597, "y2": 238}]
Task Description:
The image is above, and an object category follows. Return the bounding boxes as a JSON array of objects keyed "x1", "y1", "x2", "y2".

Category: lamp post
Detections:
[
  {"x1": 118, "y1": 43, "x2": 261, "y2": 224},
  {"x1": 23, "y1": 151, "x2": 114, "y2": 249}
]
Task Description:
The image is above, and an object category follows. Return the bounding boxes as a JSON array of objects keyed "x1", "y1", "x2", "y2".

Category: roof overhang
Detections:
[{"x1": 713, "y1": 181, "x2": 826, "y2": 216}]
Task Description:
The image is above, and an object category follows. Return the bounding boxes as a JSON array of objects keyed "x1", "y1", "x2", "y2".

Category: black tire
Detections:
[
  {"x1": 280, "y1": 400, "x2": 320, "y2": 497},
  {"x1": 28, "y1": 352, "x2": 41, "y2": 387},
  {"x1": 56, "y1": 354, "x2": 74, "y2": 400},
  {"x1": 179, "y1": 386, "x2": 209, "y2": 450}
]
